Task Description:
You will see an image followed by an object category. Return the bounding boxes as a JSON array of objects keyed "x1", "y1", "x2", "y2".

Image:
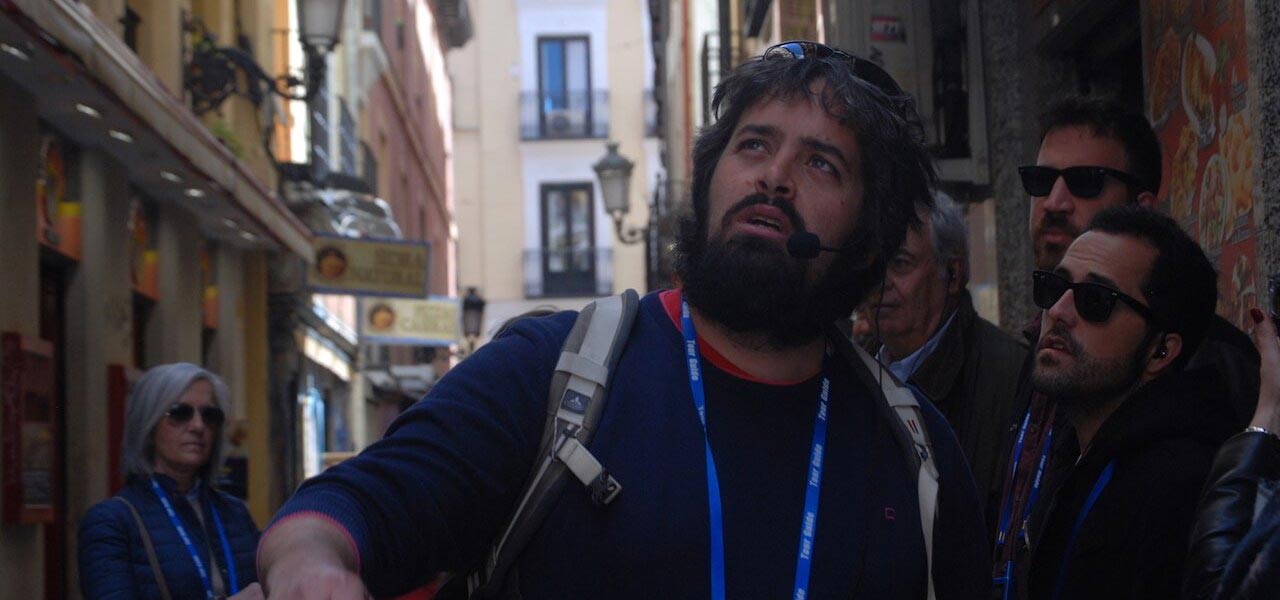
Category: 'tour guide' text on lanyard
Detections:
[
  {"x1": 149, "y1": 477, "x2": 240, "y2": 599},
  {"x1": 680, "y1": 301, "x2": 831, "y2": 600}
]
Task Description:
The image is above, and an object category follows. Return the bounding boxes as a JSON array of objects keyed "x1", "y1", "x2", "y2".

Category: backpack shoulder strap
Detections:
[
  {"x1": 829, "y1": 328, "x2": 940, "y2": 600},
  {"x1": 114, "y1": 496, "x2": 174, "y2": 600},
  {"x1": 468, "y1": 289, "x2": 641, "y2": 598}
]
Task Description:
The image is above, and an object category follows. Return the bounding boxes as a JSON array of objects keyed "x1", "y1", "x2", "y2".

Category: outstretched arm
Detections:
[{"x1": 257, "y1": 514, "x2": 368, "y2": 599}]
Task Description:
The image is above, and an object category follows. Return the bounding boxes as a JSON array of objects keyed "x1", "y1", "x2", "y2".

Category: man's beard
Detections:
[
  {"x1": 1033, "y1": 211, "x2": 1080, "y2": 269},
  {"x1": 675, "y1": 193, "x2": 866, "y2": 349},
  {"x1": 1031, "y1": 325, "x2": 1145, "y2": 414}
]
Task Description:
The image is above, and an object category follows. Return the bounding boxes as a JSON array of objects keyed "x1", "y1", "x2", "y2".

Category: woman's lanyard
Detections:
[
  {"x1": 149, "y1": 477, "x2": 240, "y2": 599},
  {"x1": 680, "y1": 301, "x2": 831, "y2": 600},
  {"x1": 1049, "y1": 461, "x2": 1115, "y2": 600},
  {"x1": 993, "y1": 409, "x2": 1054, "y2": 599}
]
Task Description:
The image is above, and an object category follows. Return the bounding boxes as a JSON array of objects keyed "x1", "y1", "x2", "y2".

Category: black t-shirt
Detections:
[{"x1": 701, "y1": 356, "x2": 928, "y2": 598}]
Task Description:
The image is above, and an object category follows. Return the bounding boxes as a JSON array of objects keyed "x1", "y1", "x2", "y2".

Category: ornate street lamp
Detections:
[
  {"x1": 593, "y1": 142, "x2": 640, "y2": 244},
  {"x1": 298, "y1": 0, "x2": 347, "y2": 51},
  {"x1": 461, "y1": 287, "x2": 487, "y2": 353},
  {"x1": 593, "y1": 142, "x2": 673, "y2": 291},
  {"x1": 185, "y1": 0, "x2": 347, "y2": 114}
]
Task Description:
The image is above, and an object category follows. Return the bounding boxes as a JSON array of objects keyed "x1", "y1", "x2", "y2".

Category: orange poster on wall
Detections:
[
  {"x1": 1144, "y1": 0, "x2": 1259, "y2": 329},
  {"x1": 36, "y1": 135, "x2": 82, "y2": 261}
]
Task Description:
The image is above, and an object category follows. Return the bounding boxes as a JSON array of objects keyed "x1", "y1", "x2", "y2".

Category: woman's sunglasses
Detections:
[
  {"x1": 1018, "y1": 165, "x2": 1144, "y2": 198},
  {"x1": 1032, "y1": 270, "x2": 1156, "y2": 324},
  {"x1": 164, "y1": 403, "x2": 226, "y2": 428}
]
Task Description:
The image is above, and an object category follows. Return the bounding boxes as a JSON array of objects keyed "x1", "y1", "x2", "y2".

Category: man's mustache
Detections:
[
  {"x1": 719, "y1": 193, "x2": 807, "y2": 234},
  {"x1": 1036, "y1": 211, "x2": 1079, "y2": 238},
  {"x1": 1041, "y1": 324, "x2": 1083, "y2": 357}
]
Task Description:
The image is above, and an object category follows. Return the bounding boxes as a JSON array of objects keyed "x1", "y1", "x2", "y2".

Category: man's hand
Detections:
[
  {"x1": 257, "y1": 516, "x2": 371, "y2": 599},
  {"x1": 1249, "y1": 307, "x2": 1280, "y2": 433}
]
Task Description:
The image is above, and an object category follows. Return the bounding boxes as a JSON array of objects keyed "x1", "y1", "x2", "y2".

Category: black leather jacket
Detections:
[{"x1": 1185, "y1": 431, "x2": 1280, "y2": 599}]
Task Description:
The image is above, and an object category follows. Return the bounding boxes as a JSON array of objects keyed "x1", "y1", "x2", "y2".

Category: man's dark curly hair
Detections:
[{"x1": 675, "y1": 48, "x2": 937, "y2": 311}]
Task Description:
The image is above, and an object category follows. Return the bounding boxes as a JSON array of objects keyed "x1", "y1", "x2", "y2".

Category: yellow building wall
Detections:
[
  {"x1": 606, "y1": 0, "x2": 653, "y2": 295},
  {"x1": 454, "y1": 0, "x2": 525, "y2": 301}
]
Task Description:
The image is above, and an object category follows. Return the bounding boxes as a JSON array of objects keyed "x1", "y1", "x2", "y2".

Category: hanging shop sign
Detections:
[
  {"x1": 36, "y1": 135, "x2": 82, "y2": 260},
  {"x1": 1, "y1": 333, "x2": 56, "y2": 524},
  {"x1": 1144, "y1": 0, "x2": 1259, "y2": 330},
  {"x1": 870, "y1": 16, "x2": 907, "y2": 43},
  {"x1": 129, "y1": 197, "x2": 160, "y2": 300},
  {"x1": 307, "y1": 235, "x2": 430, "y2": 298},
  {"x1": 358, "y1": 296, "x2": 460, "y2": 347}
]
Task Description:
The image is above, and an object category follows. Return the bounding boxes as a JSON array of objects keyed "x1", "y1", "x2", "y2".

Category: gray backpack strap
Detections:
[
  {"x1": 115, "y1": 496, "x2": 173, "y2": 600},
  {"x1": 829, "y1": 328, "x2": 940, "y2": 600},
  {"x1": 468, "y1": 289, "x2": 640, "y2": 598}
]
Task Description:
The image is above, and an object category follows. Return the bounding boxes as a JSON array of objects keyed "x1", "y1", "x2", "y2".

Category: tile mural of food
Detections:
[
  {"x1": 1181, "y1": 32, "x2": 1215, "y2": 146},
  {"x1": 1198, "y1": 154, "x2": 1228, "y2": 251},
  {"x1": 1145, "y1": 0, "x2": 1259, "y2": 330},
  {"x1": 1221, "y1": 253, "x2": 1257, "y2": 327},
  {"x1": 1149, "y1": 29, "x2": 1180, "y2": 127},
  {"x1": 1170, "y1": 124, "x2": 1199, "y2": 227},
  {"x1": 1221, "y1": 107, "x2": 1255, "y2": 222}
]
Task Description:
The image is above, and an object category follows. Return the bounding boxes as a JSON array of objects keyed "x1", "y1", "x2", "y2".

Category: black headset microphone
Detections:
[{"x1": 786, "y1": 232, "x2": 845, "y2": 259}]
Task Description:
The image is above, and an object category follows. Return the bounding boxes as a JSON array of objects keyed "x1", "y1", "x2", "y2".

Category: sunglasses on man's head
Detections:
[
  {"x1": 165, "y1": 403, "x2": 225, "y2": 428},
  {"x1": 1032, "y1": 270, "x2": 1156, "y2": 324},
  {"x1": 1018, "y1": 165, "x2": 1144, "y2": 199},
  {"x1": 762, "y1": 40, "x2": 905, "y2": 98}
]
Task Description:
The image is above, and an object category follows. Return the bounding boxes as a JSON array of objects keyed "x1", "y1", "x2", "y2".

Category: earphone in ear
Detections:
[{"x1": 1154, "y1": 344, "x2": 1168, "y2": 359}]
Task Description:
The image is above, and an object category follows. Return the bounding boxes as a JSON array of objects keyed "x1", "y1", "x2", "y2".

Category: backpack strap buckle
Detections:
[{"x1": 554, "y1": 435, "x2": 623, "y2": 506}]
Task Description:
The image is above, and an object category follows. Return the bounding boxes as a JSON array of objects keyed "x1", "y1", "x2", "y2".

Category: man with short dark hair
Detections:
[
  {"x1": 1024, "y1": 97, "x2": 1162, "y2": 272},
  {"x1": 863, "y1": 194, "x2": 1026, "y2": 517},
  {"x1": 991, "y1": 97, "x2": 1258, "y2": 598},
  {"x1": 1022, "y1": 206, "x2": 1234, "y2": 598},
  {"x1": 256, "y1": 41, "x2": 990, "y2": 599}
]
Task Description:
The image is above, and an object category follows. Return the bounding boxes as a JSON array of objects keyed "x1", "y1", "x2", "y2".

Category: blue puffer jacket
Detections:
[{"x1": 78, "y1": 475, "x2": 260, "y2": 599}]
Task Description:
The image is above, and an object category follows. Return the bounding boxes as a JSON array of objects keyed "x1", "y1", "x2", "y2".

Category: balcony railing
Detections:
[
  {"x1": 520, "y1": 90, "x2": 610, "y2": 140},
  {"x1": 523, "y1": 247, "x2": 614, "y2": 298}
]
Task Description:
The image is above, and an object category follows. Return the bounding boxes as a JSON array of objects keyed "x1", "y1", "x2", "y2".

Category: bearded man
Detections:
[
  {"x1": 1021, "y1": 206, "x2": 1235, "y2": 599},
  {"x1": 256, "y1": 41, "x2": 989, "y2": 599}
]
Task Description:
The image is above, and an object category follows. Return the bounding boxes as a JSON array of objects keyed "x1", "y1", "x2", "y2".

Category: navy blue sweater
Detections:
[
  {"x1": 276, "y1": 292, "x2": 990, "y2": 598},
  {"x1": 79, "y1": 475, "x2": 260, "y2": 599}
]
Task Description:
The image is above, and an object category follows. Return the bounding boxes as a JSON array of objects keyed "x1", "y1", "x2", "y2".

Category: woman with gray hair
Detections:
[{"x1": 78, "y1": 363, "x2": 262, "y2": 599}]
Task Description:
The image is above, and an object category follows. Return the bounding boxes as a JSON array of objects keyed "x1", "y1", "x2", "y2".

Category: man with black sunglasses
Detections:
[
  {"x1": 1022, "y1": 97, "x2": 1161, "y2": 274},
  {"x1": 257, "y1": 41, "x2": 990, "y2": 599},
  {"x1": 1017, "y1": 206, "x2": 1235, "y2": 599}
]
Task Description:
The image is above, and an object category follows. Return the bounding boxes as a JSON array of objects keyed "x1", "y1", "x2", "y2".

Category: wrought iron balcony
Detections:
[
  {"x1": 520, "y1": 90, "x2": 610, "y2": 140},
  {"x1": 523, "y1": 247, "x2": 614, "y2": 298}
]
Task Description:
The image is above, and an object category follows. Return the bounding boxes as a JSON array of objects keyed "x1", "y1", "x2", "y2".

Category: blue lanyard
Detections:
[
  {"x1": 149, "y1": 478, "x2": 239, "y2": 598},
  {"x1": 1050, "y1": 461, "x2": 1115, "y2": 600},
  {"x1": 994, "y1": 409, "x2": 1054, "y2": 599},
  {"x1": 681, "y1": 301, "x2": 831, "y2": 600},
  {"x1": 995, "y1": 410, "x2": 1054, "y2": 548}
]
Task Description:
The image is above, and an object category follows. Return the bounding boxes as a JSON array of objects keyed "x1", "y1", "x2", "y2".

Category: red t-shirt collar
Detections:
[{"x1": 659, "y1": 289, "x2": 811, "y2": 386}]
